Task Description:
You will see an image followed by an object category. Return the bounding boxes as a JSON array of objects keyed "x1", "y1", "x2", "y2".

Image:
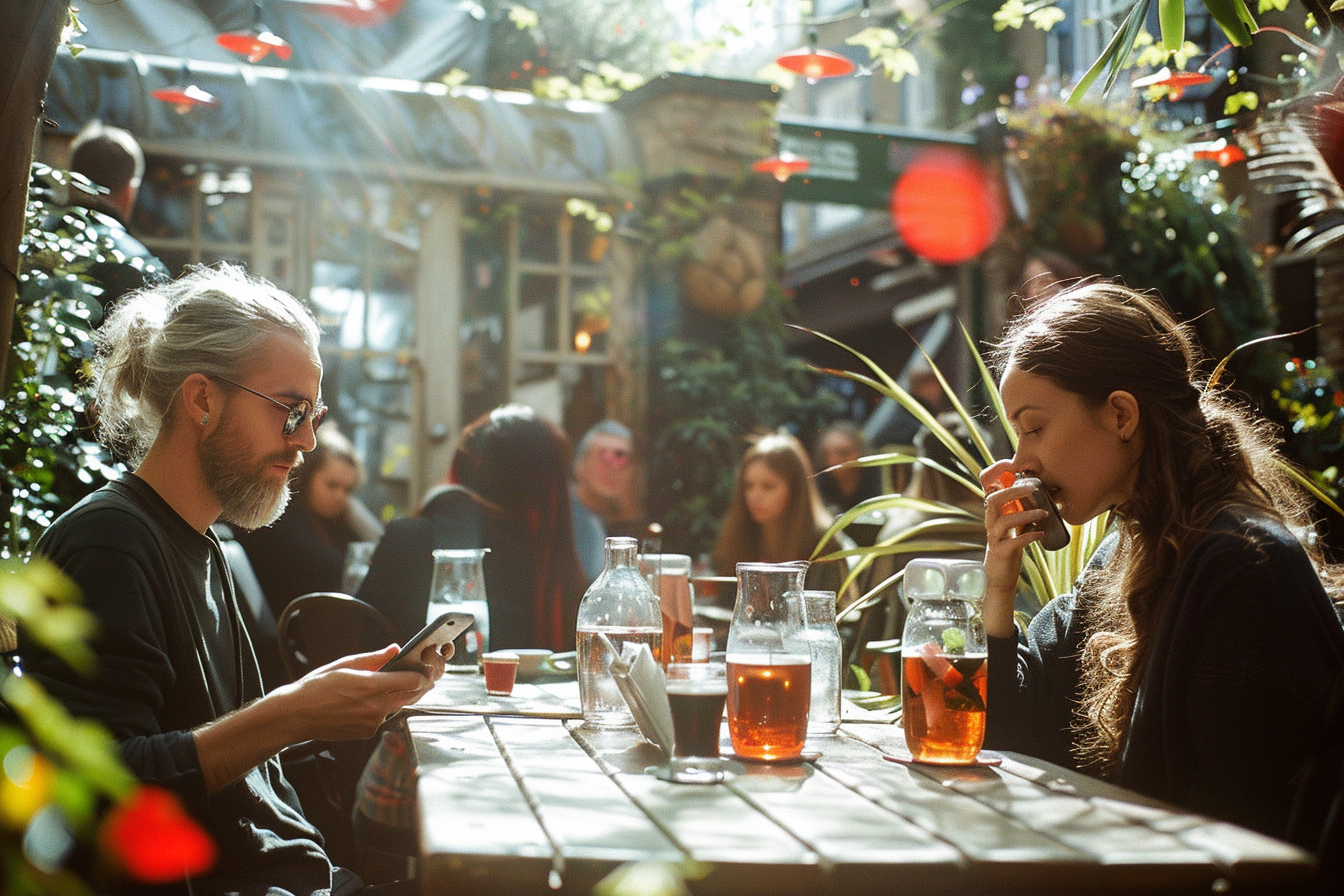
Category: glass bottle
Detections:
[
  {"x1": 900, "y1": 558, "x2": 988, "y2": 764},
  {"x1": 576, "y1": 537, "x2": 663, "y2": 729},
  {"x1": 429, "y1": 548, "x2": 490, "y2": 664}
]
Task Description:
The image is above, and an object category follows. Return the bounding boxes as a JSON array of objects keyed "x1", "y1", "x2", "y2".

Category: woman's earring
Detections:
[{"x1": 200, "y1": 413, "x2": 209, "y2": 426}]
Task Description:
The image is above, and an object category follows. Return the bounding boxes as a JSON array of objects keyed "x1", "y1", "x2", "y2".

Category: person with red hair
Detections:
[{"x1": 419, "y1": 404, "x2": 587, "y2": 652}]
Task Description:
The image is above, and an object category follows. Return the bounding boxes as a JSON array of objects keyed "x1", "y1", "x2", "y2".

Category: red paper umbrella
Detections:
[
  {"x1": 891, "y1": 147, "x2": 1005, "y2": 265},
  {"x1": 100, "y1": 786, "x2": 216, "y2": 883},
  {"x1": 315, "y1": 0, "x2": 405, "y2": 27},
  {"x1": 217, "y1": 28, "x2": 293, "y2": 63}
]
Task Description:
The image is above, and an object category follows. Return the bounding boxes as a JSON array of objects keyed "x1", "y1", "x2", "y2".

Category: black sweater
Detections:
[
  {"x1": 21, "y1": 475, "x2": 345, "y2": 896},
  {"x1": 986, "y1": 509, "x2": 1344, "y2": 842}
]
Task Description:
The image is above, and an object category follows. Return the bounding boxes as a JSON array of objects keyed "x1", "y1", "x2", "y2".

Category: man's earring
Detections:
[{"x1": 200, "y1": 413, "x2": 209, "y2": 426}]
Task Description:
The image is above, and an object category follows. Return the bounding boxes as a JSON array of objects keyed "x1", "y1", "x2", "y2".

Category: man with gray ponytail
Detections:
[{"x1": 19, "y1": 264, "x2": 442, "y2": 895}]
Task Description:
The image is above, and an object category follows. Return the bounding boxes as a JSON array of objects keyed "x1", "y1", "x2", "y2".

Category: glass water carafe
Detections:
[
  {"x1": 900, "y1": 558, "x2": 987, "y2": 764},
  {"x1": 725, "y1": 561, "x2": 811, "y2": 761},
  {"x1": 576, "y1": 537, "x2": 663, "y2": 729},
  {"x1": 429, "y1": 548, "x2": 490, "y2": 664}
]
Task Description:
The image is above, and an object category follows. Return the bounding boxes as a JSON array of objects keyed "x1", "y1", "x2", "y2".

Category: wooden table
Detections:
[{"x1": 409, "y1": 675, "x2": 1316, "y2": 895}]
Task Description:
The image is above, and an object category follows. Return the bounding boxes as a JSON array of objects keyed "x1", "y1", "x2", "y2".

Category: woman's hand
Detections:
[{"x1": 980, "y1": 460, "x2": 1047, "y2": 638}]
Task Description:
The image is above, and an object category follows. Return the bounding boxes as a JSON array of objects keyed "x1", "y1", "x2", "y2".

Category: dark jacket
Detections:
[
  {"x1": 986, "y1": 509, "x2": 1344, "y2": 843},
  {"x1": 21, "y1": 475, "x2": 345, "y2": 896}
]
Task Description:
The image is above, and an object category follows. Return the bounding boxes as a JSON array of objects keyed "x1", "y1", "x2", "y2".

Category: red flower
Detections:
[{"x1": 100, "y1": 786, "x2": 216, "y2": 883}]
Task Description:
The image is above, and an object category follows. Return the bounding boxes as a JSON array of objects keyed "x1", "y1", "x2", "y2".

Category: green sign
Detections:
[{"x1": 778, "y1": 117, "x2": 975, "y2": 209}]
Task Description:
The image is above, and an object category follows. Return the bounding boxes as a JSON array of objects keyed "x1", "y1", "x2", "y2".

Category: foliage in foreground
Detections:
[{"x1": 2, "y1": 561, "x2": 215, "y2": 894}]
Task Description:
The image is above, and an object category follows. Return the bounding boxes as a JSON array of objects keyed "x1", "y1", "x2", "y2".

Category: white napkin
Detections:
[{"x1": 600, "y1": 635, "x2": 674, "y2": 757}]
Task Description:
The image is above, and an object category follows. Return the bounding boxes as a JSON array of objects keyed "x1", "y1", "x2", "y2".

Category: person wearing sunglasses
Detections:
[
  {"x1": 19, "y1": 264, "x2": 440, "y2": 895},
  {"x1": 569, "y1": 419, "x2": 640, "y2": 581}
]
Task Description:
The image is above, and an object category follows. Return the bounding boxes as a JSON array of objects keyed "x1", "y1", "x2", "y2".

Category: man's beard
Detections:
[{"x1": 200, "y1": 423, "x2": 301, "y2": 530}]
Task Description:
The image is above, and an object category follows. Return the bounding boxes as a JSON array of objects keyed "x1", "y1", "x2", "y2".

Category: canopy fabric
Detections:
[
  {"x1": 45, "y1": 49, "x2": 637, "y2": 191},
  {"x1": 69, "y1": 0, "x2": 489, "y2": 83}
]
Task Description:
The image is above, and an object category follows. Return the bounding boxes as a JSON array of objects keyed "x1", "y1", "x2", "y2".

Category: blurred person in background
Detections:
[
  {"x1": 815, "y1": 420, "x2": 884, "y2": 518},
  {"x1": 420, "y1": 404, "x2": 587, "y2": 651},
  {"x1": 237, "y1": 426, "x2": 382, "y2": 619},
  {"x1": 570, "y1": 419, "x2": 643, "y2": 579},
  {"x1": 713, "y1": 432, "x2": 854, "y2": 597},
  {"x1": 57, "y1": 119, "x2": 166, "y2": 311}
]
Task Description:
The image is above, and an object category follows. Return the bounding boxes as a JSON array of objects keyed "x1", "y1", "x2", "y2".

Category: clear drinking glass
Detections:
[
  {"x1": 801, "y1": 590, "x2": 842, "y2": 737},
  {"x1": 664, "y1": 662, "x2": 729, "y2": 783},
  {"x1": 725, "y1": 561, "x2": 811, "y2": 761},
  {"x1": 341, "y1": 540, "x2": 377, "y2": 594},
  {"x1": 429, "y1": 548, "x2": 490, "y2": 664}
]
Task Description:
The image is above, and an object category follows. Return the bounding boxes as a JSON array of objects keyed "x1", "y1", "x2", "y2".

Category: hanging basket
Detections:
[{"x1": 679, "y1": 217, "x2": 768, "y2": 318}]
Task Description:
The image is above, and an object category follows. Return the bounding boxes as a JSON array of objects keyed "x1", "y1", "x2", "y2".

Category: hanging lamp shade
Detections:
[
  {"x1": 313, "y1": 0, "x2": 405, "y2": 27},
  {"x1": 776, "y1": 46, "x2": 854, "y2": 82},
  {"x1": 1131, "y1": 67, "x2": 1215, "y2": 101},
  {"x1": 151, "y1": 83, "x2": 218, "y2": 114},
  {"x1": 217, "y1": 28, "x2": 292, "y2": 63},
  {"x1": 753, "y1": 153, "x2": 810, "y2": 182}
]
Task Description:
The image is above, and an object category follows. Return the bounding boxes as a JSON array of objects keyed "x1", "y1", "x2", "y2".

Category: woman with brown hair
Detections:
[
  {"x1": 713, "y1": 431, "x2": 852, "y2": 596},
  {"x1": 236, "y1": 425, "x2": 379, "y2": 619},
  {"x1": 981, "y1": 281, "x2": 1344, "y2": 850}
]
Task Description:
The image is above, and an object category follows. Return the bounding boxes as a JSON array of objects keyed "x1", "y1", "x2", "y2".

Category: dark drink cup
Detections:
[
  {"x1": 666, "y1": 663, "x2": 726, "y2": 759},
  {"x1": 482, "y1": 652, "x2": 519, "y2": 696}
]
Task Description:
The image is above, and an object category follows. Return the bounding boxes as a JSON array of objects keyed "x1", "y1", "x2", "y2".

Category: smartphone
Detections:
[
  {"x1": 379, "y1": 612, "x2": 475, "y2": 673},
  {"x1": 1017, "y1": 477, "x2": 1071, "y2": 551}
]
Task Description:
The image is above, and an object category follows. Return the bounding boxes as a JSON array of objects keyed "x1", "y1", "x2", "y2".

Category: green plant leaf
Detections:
[
  {"x1": 1068, "y1": 0, "x2": 1153, "y2": 104},
  {"x1": 1159, "y1": 0, "x2": 1185, "y2": 52}
]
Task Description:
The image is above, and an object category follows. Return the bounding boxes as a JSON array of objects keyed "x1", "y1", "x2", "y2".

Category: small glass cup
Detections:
[
  {"x1": 664, "y1": 662, "x2": 729, "y2": 783},
  {"x1": 691, "y1": 627, "x2": 713, "y2": 662},
  {"x1": 482, "y1": 651, "x2": 520, "y2": 696}
]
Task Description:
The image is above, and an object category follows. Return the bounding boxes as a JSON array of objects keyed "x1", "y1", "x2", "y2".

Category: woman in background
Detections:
[
  {"x1": 237, "y1": 425, "x2": 379, "y2": 618},
  {"x1": 419, "y1": 404, "x2": 587, "y2": 652},
  {"x1": 713, "y1": 431, "x2": 853, "y2": 596}
]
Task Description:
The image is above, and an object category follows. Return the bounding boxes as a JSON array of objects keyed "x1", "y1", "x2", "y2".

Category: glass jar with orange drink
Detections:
[
  {"x1": 725, "y1": 562, "x2": 811, "y2": 761},
  {"x1": 901, "y1": 558, "x2": 988, "y2": 764}
]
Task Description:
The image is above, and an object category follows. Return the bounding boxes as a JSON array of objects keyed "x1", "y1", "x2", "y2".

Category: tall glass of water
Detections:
[{"x1": 801, "y1": 590, "x2": 842, "y2": 737}]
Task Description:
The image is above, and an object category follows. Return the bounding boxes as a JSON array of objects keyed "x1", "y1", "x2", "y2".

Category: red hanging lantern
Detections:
[
  {"x1": 775, "y1": 46, "x2": 854, "y2": 82},
  {"x1": 151, "y1": 83, "x2": 219, "y2": 114},
  {"x1": 890, "y1": 147, "x2": 1005, "y2": 265},
  {"x1": 217, "y1": 28, "x2": 293, "y2": 63},
  {"x1": 753, "y1": 153, "x2": 810, "y2": 182},
  {"x1": 1131, "y1": 67, "x2": 1215, "y2": 101},
  {"x1": 313, "y1": 0, "x2": 404, "y2": 28}
]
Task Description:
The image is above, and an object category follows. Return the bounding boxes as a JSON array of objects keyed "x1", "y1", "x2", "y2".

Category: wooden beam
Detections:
[{"x1": 0, "y1": 0, "x2": 68, "y2": 386}]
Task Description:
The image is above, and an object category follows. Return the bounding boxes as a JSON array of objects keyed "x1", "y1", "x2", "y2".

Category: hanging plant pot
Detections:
[{"x1": 679, "y1": 217, "x2": 768, "y2": 317}]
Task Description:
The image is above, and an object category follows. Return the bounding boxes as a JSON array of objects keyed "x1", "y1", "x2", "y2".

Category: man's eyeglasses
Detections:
[{"x1": 211, "y1": 375, "x2": 327, "y2": 437}]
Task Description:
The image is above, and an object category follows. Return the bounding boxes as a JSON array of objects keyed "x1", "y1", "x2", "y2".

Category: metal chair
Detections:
[{"x1": 276, "y1": 592, "x2": 397, "y2": 683}]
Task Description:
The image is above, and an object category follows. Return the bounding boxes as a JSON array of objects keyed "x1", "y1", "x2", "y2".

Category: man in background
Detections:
[
  {"x1": 569, "y1": 419, "x2": 640, "y2": 581},
  {"x1": 61, "y1": 119, "x2": 166, "y2": 311}
]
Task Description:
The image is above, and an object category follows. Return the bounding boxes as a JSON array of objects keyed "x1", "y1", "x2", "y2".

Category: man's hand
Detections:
[{"x1": 192, "y1": 643, "x2": 451, "y2": 793}]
